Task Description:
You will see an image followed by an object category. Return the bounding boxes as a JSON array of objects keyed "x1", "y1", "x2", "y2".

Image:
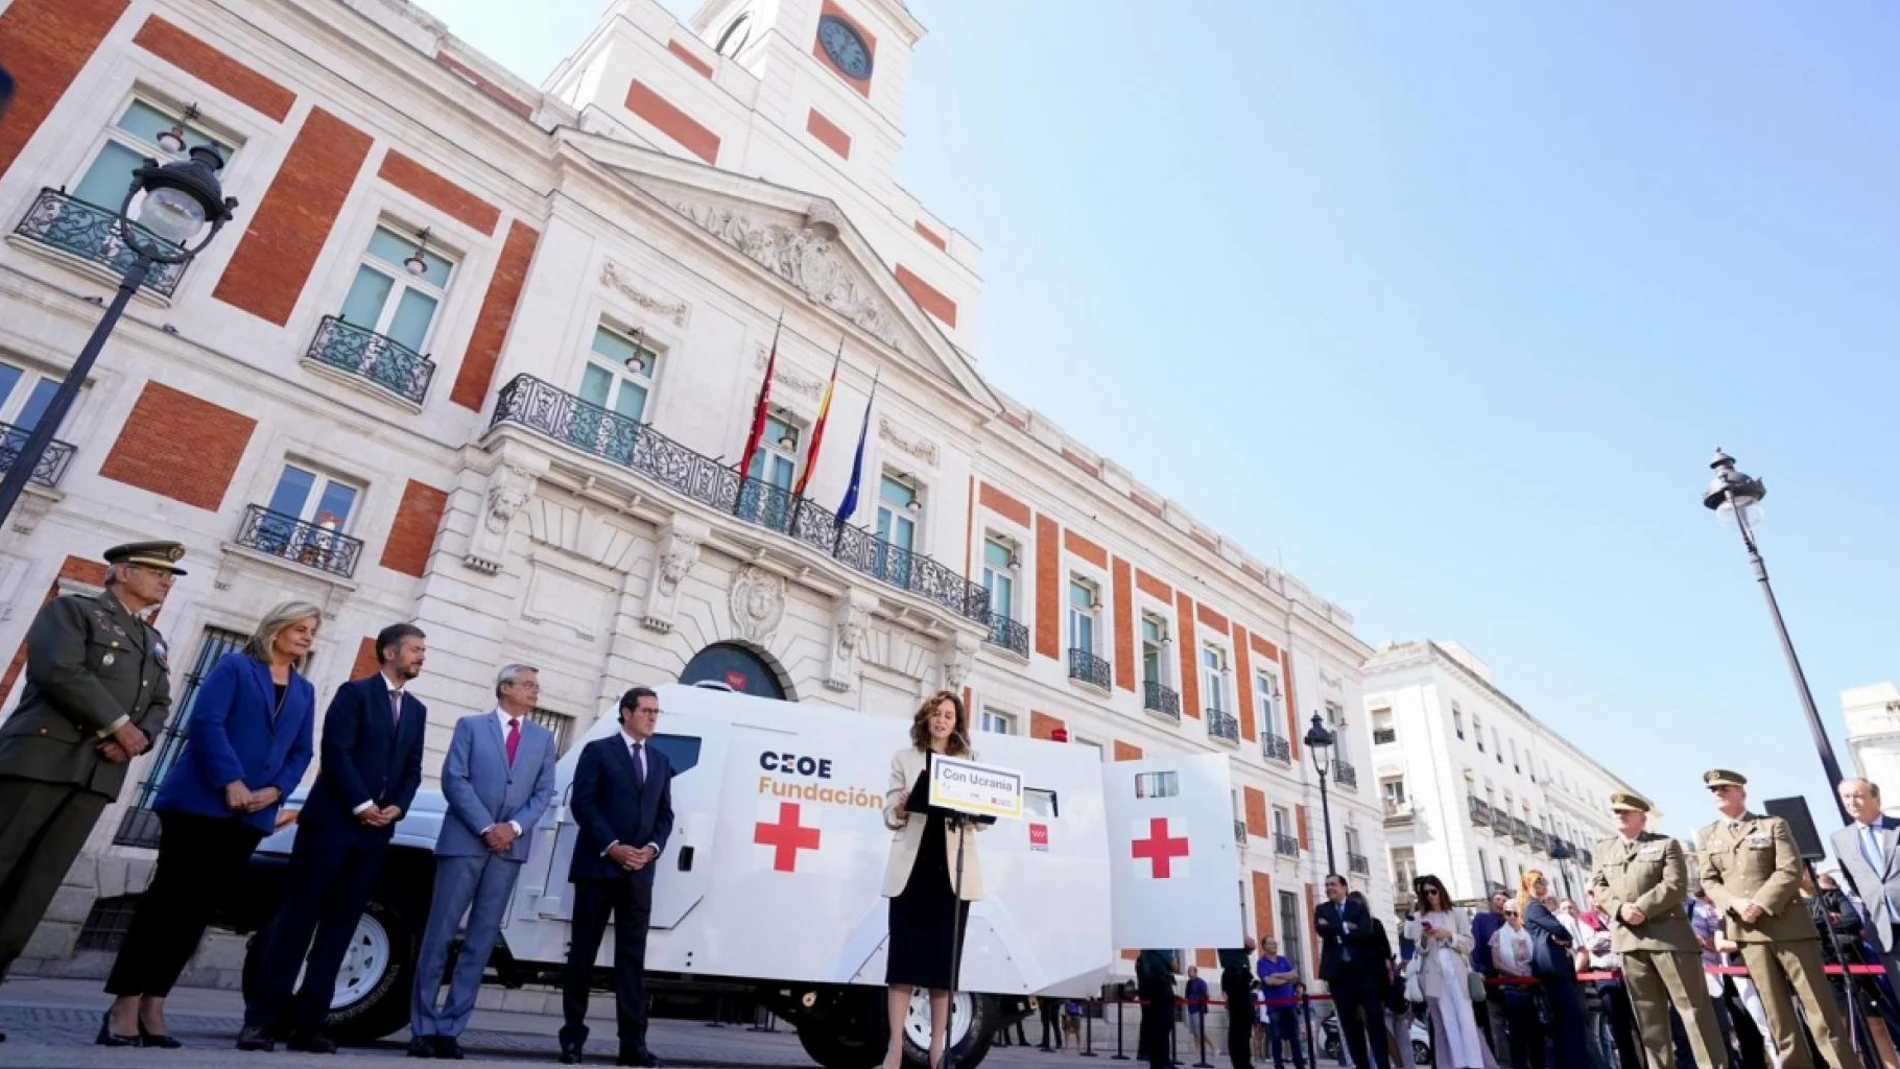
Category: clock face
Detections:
[{"x1": 817, "y1": 15, "x2": 873, "y2": 81}]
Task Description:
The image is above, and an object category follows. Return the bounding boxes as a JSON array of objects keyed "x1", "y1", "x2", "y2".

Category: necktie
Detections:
[
  {"x1": 506, "y1": 718, "x2": 521, "y2": 766},
  {"x1": 632, "y1": 741, "x2": 646, "y2": 785},
  {"x1": 391, "y1": 691, "x2": 403, "y2": 732},
  {"x1": 1862, "y1": 824, "x2": 1898, "y2": 921}
]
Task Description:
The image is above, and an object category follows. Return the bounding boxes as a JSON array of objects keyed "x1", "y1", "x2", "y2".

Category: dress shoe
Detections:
[
  {"x1": 139, "y1": 1022, "x2": 183, "y2": 1049},
  {"x1": 617, "y1": 1048, "x2": 661, "y2": 1067},
  {"x1": 235, "y1": 1024, "x2": 276, "y2": 1052},
  {"x1": 559, "y1": 1040, "x2": 585, "y2": 1065},
  {"x1": 286, "y1": 1028, "x2": 339, "y2": 1054},
  {"x1": 406, "y1": 1035, "x2": 436, "y2": 1058},
  {"x1": 95, "y1": 1013, "x2": 141, "y2": 1047},
  {"x1": 433, "y1": 1036, "x2": 464, "y2": 1060}
]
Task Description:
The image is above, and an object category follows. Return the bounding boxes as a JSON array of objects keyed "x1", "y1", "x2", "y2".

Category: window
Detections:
[
  {"x1": 1492, "y1": 727, "x2": 1502, "y2": 763},
  {"x1": 1257, "y1": 669, "x2": 1283, "y2": 737},
  {"x1": 1140, "y1": 614, "x2": 1167, "y2": 688},
  {"x1": 874, "y1": 473, "x2": 919, "y2": 586},
  {"x1": 1478, "y1": 848, "x2": 1490, "y2": 884},
  {"x1": 339, "y1": 227, "x2": 454, "y2": 354},
  {"x1": 113, "y1": 627, "x2": 246, "y2": 847},
  {"x1": 1509, "y1": 739, "x2": 1520, "y2": 773},
  {"x1": 1499, "y1": 857, "x2": 1509, "y2": 886},
  {"x1": 1344, "y1": 826, "x2": 1361, "y2": 857},
  {"x1": 1134, "y1": 771, "x2": 1180, "y2": 799},
  {"x1": 981, "y1": 537, "x2": 1017, "y2": 622},
  {"x1": 1202, "y1": 644, "x2": 1227, "y2": 713},
  {"x1": 1278, "y1": 892, "x2": 1304, "y2": 976},
  {"x1": 1068, "y1": 577, "x2": 1098, "y2": 655},
  {"x1": 1392, "y1": 847, "x2": 1416, "y2": 891},
  {"x1": 529, "y1": 708, "x2": 575, "y2": 754},
  {"x1": 1453, "y1": 703, "x2": 1465, "y2": 740},
  {"x1": 1474, "y1": 714, "x2": 1485, "y2": 752},
  {"x1": 1272, "y1": 805, "x2": 1292, "y2": 838},
  {"x1": 266, "y1": 463, "x2": 361, "y2": 531},
  {"x1": 74, "y1": 99, "x2": 232, "y2": 213},
  {"x1": 1371, "y1": 707, "x2": 1395, "y2": 744},
  {"x1": 580, "y1": 325, "x2": 660, "y2": 424},
  {"x1": 1380, "y1": 777, "x2": 1406, "y2": 811},
  {"x1": 1324, "y1": 700, "x2": 1343, "y2": 729},
  {"x1": 981, "y1": 709, "x2": 1016, "y2": 735},
  {"x1": 0, "y1": 360, "x2": 60, "y2": 435}
]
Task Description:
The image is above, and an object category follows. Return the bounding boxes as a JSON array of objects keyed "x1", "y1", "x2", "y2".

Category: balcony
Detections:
[
  {"x1": 235, "y1": 505, "x2": 363, "y2": 579},
  {"x1": 1347, "y1": 852, "x2": 1370, "y2": 877},
  {"x1": 305, "y1": 315, "x2": 436, "y2": 406},
  {"x1": 1207, "y1": 708, "x2": 1240, "y2": 746},
  {"x1": 1273, "y1": 832, "x2": 1300, "y2": 858},
  {"x1": 1372, "y1": 727, "x2": 1396, "y2": 745},
  {"x1": 1530, "y1": 830, "x2": 1549, "y2": 854},
  {"x1": 1383, "y1": 798, "x2": 1413, "y2": 824},
  {"x1": 984, "y1": 612, "x2": 1028, "y2": 658},
  {"x1": 1549, "y1": 838, "x2": 1575, "y2": 861},
  {"x1": 490, "y1": 375, "x2": 988, "y2": 624},
  {"x1": 1490, "y1": 804, "x2": 1514, "y2": 830},
  {"x1": 1067, "y1": 647, "x2": 1112, "y2": 691},
  {"x1": 1331, "y1": 758, "x2": 1358, "y2": 790},
  {"x1": 1468, "y1": 796, "x2": 1490, "y2": 826},
  {"x1": 0, "y1": 421, "x2": 76, "y2": 489},
  {"x1": 1579, "y1": 848, "x2": 1594, "y2": 869},
  {"x1": 1512, "y1": 818, "x2": 1532, "y2": 844},
  {"x1": 13, "y1": 187, "x2": 186, "y2": 296},
  {"x1": 1142, "y1": 680, "x2": 1181, "y2": 720},
  {"x1": 1234, "y1": 820, "x2": 1249, "y2": 846},
  {"x1": 1261, "y1": 733, "x2": 1291, "y2": 764}
]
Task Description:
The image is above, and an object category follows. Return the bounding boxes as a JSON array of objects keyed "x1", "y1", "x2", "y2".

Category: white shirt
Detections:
[
  {"x1": 352, "y1": 674, "x2": 409, "y2": 816},
  {"x1": 602, "y1": 727, "x2": 661, "y2": 858},
  {"x1": 1491, "y1": 923, "x2": 1535, "y2": 978},
  {"x1": 481, "y1": 707, "x2": 527, "y2": 837}
]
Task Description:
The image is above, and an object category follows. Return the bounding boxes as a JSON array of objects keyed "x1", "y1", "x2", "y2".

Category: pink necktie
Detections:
[
  {"x1": 506, "y1": 718, "x2": 521, "y2": 766},
  {"x1": 391, "y1": 691, "x2": 403, "y2": 731}
]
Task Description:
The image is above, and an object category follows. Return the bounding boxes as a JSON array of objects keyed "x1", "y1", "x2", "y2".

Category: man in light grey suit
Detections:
[
  {"x1": 1833, "y1": 779, "x2": 1900, "y2": 1000},
  {"x1": 407, "y1": 665, "x2": 558, "y2": 1059}
]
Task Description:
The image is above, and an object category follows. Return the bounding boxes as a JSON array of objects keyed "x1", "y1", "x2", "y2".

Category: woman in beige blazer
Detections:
[{"x1": 880, "y1": 690, "x2": 987, "y2": 1069}]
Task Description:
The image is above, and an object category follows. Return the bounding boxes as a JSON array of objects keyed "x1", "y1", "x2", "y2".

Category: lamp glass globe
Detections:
[{"x1": 136, "y1": 187, "x2": 206, "y2": 244}]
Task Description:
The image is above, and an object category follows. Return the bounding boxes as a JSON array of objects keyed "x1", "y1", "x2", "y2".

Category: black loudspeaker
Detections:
[{"x1": 1763, "y1": 796, "x2": 1829, "y2": 862}]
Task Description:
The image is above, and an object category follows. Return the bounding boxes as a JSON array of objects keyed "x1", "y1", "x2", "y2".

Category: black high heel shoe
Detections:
[
  {"x1": 139, "y1": 1021, "x2": 182, "y2": 1049},
  {"x1": 95, "y1": 1013, "x2": 140, "y2": 1047}
]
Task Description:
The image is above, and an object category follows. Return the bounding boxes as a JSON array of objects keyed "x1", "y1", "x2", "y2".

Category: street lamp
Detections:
[
  {"x1": 0, "y1": 145, "x2": 235, "y2": 528},
  {"x1": 1304, "y1": 711, "x2": 1339, "y2": 877},
  {"x1": 1702, "y1": 448, "x2": 1849, "y2": 823}
]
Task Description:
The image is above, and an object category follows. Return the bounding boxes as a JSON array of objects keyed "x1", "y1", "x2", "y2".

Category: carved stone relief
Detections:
[
  {"x1": 668, "y1": 197, "x2": 908, "y2": 354},
  {"x1": 728, "y1": 565, "x2": 787, "y2": 644},
  {"x1": 600, "y1": 260, "x2": 689, "y2": 327},
  {"x1": 940, "y1": 633, "x2": 978, "y2": 693},
  {"x1": 465, "y1": 458, "x2": 542, "y2": 575},
  {"x1": 642, "y1": 517, "x2": 708, "y2": 634},
  {"x1": 754, "y1": 348, "x2": 826, "y2": 403},
  {"x1": 824, "y1": 589, "x2": 877, "y2": 692},
  {"x1": 878, "y1": 417, "x2": 939, "y2": 468}
]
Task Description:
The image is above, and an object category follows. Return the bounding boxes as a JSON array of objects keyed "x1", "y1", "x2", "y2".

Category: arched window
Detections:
[{"x1": 680, "y1": 642, "x2": 787, "y2": 699}]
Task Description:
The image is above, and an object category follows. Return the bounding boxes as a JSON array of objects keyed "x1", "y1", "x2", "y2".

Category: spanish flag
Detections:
[{"x1": 792, "y1": 339, "x2": 844, "y2": 499}]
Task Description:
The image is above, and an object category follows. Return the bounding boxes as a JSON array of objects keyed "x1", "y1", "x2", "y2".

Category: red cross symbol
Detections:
[
  {"x1": 754, "y1": 802, "x2": 821, "y2": 873},
  {"x1": 1131, "y1": 816, "x2": 1191, "y2": 879}
]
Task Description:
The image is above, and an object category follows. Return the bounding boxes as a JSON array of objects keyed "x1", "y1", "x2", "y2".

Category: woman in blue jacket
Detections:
[{"x1": 98, "y1": 601, "x2": 321, "y2": 1047}]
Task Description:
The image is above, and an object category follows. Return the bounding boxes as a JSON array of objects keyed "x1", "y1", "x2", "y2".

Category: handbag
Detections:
[
  {"x1": 1466, "y1": 968, "x2": 1488, "y2": 1003},
  {"x1": 1401, "y1": 956, "x2": 1423, "y2": 1003}
]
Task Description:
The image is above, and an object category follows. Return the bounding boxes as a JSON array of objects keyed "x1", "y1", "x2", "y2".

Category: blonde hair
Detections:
[
  {"x1": 1517, "y1": 869, "x2": 1547, "y2": 918},
  {"x1": 242, "y1": 600, "x2": 322, "y2": 671}
]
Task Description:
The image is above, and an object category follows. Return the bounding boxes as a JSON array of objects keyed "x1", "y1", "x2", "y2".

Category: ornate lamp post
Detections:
[
  {"x1": 1702, "y1": 448, "x2": 1849, "y2": 823},
  {"x1": 0, "y1": 145, "x2": 236, "y2": 527},
  {"x1": 1304, "y1": 711, "x2": 1338, "y2": 877}
]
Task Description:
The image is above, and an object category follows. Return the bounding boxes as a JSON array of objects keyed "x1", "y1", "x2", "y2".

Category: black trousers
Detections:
[
  {"x1": 244, "y1": 823, "x2": 390, "y2": 1032},
  {"x1": 1139, "y1": 989, "x2": 1175, "y2": 1069},
  {"x1": 1042, "y1": 997, "x2": 1064, "y2": 1048},
  {"x1": 562, "y1": 876, "x2": 653, "y2": 1050},
  {"x1": 1329, "y1": 976, "x2": 1390, "y2": 1069},
  {"x1": 0, "y1": 778, "x2": 106, "y2": 980},
  {"x1": 106, "y1": 811, "x2": 262, "y2": 997},
  {"x1": 1224, "y1": 988, "x2": 1254, "y2": 1069}
]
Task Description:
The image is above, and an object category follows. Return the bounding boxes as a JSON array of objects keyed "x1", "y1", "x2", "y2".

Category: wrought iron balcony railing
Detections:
[
  {"x1": 1067, "y1": 647, "x2": 1111, "y2": 691},
  {"x1": 1490, "y1": 804, "x2": 1515, "y2": 830},
  {"x1": 0, "y1": 421, "x2": 76, "y2": 489},
  {"x1": 306, "y1": 315, "x2": 435, "y2": 405},
  {"x1": 235, "y1": 505, "x2": 363, "y2": 578},
  {"x1": 1512, "y1": 818, "x2": 1533, "y2": 843},
  {"x1": 1208, "y1": 708, "x2": 1240, "y2": 745},
  {"x1": 1262, "y1": 733, "x2": 1291, "y2": 764},
  {"x1": 984, "y1": 612, "x2": 1028, "y2": 658},
  {"x1": 1372, "y1": 727, "x2": 1397, "y2": 745},
  {"x1": 1347, "y1": 852, "x2": 1370, "y2": 877},
  {"x1": 490, "y1": 374, "x2": 988, "y2": 624},
  {"x1": 1332, "y1": 758, "x2": 1358, "y2": 789},
  {"x1": 1468, "y1": 796, "x2": 1490, "y2": 826},
  {"x1": 1549, "y1": 838, "x2": 1574, "y2": 861},
  {"x1": 1143, "y1": 680, "x2": 1180, "y2": 720},
  {"x1": 1530, "y1": 830, "x2": 1549, "y2": 854},
  {"x1": 14, "y1": 187, "x2": 187, "y2": 296},
  {"x1": 1383, "y1": 798, "x2": 1413, "y2": 821},
  {"x1": 1234, "y1": 819, "x2": 1249, "y2": 846},
  {"x1": 1273, "y1": 832, "x2": 1300, "y2": 858}
]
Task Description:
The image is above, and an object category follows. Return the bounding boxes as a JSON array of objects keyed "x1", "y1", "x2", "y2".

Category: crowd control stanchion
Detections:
[
  {"x1": 1114, "y1": 996, "x2": 1129, "y2": 1060},
  {"x1": 1082, "y1": 999, "x2": 1098, "y2": 1057},
  {"x1": 1300, "y1": 987, "x2": 1315, "y2": 1069}
]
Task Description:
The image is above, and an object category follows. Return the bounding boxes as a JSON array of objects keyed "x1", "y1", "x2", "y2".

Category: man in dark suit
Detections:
[
  {"x1": 0, "y1": 541, "x2": 183, "y2": 1045},
  {"x1": 560, "y1": 686, "x2": 675, "y2": 1067},
  {"x1": 1313, "y1": 874, "x2": 1389, "y2": 1069},
  {"x1": 1134, "y1": 949, "x2": 1177, "y2": 1069},
  {"x1": 238, "y1": 623, "x2": 428, "y2": 1053}
]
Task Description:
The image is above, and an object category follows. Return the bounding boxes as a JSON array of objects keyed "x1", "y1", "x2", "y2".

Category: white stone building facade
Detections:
[
  {"x1": 0, "y1": 0, "x2": 1381, "y2": 988},
  {"x1": 1364, "y1": 641, "x2": 1650, "y2": 907},
  {"x1": 1844, "y1": 681, "x2": 1900, "y2": 812}
]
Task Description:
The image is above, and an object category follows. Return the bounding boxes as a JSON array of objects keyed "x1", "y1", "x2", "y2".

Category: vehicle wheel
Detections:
[
  {"x1": 1323, "y1": 1035, "x2": 1342, "y2": 1061},
  {"x1": 901, "y1": 992, "x2": 995, "y2": 1069},
  {"x1": 798, "y1": 1024, "x2": 886, "y2": 1069},
  {"x1": 1413, "y1": 1038, "x2": 1431, "y2": 1066},
  {"x1": 323, "y1": 899, "x2": 417, "y2": 1043}
]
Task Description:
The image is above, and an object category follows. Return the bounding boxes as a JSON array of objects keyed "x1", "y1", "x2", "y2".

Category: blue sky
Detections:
[{"x1": 429, "y1": 1, "x2": 1900, "y2": 846}]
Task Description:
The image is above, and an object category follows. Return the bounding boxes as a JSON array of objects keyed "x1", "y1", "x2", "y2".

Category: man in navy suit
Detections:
[
  {"x1": 407, "y1": 664, "x2": 558, "y2": 1059},
  {"x1": 559, "y1": 686, "x2": 674, "y2": 1067},
  {"x1": 1313, "y1": 874, "x2": 1390, "y2": 1069},
  {"x1": 239, "y1": 623, "x2": 428, "y2": 1053}
]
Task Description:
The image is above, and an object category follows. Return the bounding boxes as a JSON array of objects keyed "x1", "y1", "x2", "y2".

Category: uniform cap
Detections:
[
  {"x1": 103, "y1": 540, "x2": 188, "y2": 575},
  {"x1": 1609, "y1": 791, "x2": 1652, "y2": 813},
  {"x1": 1703, "y1": 769, "x2": 1747, "y2": 788}
]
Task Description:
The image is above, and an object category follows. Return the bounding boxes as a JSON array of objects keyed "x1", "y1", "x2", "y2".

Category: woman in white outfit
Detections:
[{"x1": 1401, "y1": 875, "x2": 1501, "y2": 1069}]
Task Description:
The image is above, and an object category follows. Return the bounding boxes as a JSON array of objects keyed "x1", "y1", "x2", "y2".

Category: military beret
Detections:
[
  {"x1": 1609, "y1": 791, "x2": 1652, "y2": 813},
  {"x1": 104, "y1": 540, "x2": 188, "y2": 575},
  {"x1": 1703, "y1": 769, "x2": 1747, "y2": 788}
]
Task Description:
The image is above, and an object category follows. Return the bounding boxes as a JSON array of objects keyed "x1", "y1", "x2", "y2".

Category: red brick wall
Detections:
[
  {"x1": 449, "y1": 219, "x2": 539, "y2": 411},
  {"x1": 1252, "y1": 871, "x2": 1275, "y2": 941},
  {"x1": 1282, "y1": 648, "x2": 1301, "y2": 759},
  {"x1": 1195, "y1": 949, "x2": 1217, "y2": 969},
  {"x1": 212, "y1": 108, "x2": 373, "y2": 325},
  {"x1": 1029, "y1": 711, "x2": 1065, "y2": 742},
  {"x1": 1113, "y1": 739, "x2": 1142, "y2": 762},
  {"x1": 132, "y1": 16, "x2": 294, "y2": 121},
  {"x1": 1063, "y1": 529, "x2": 1107, "y2": 568},
  {"x1": 1176, "y1": 592, "x2": 1200, "y2": 717},
  {"x1": 1034, "y1": 515, "x2": 1059, "y2": 660},
  {"x1": 1304, "y1": 884, "x2": 1321, "y2": 972},
  {"x1": 979, "y1": 483, "x2": 1031, "y2": 527},
  {"x1": 0, "y1": 0, "x2": 127, "y2": 180},
  {"x1": 625, "y1": 80, "x2": 720, "y2": 164},
  {"x1": 895, "y1": 265, "x2": 958, "y2": 327},
  {"x1": 1244, "y1": 786, "x2": 1268, "y2": 838},
  {"x1": 667, "y1": 40, "x2": 714, "y2": 78},
  {"x1": 1233, "y1": 623, "x2": 1256, "y2": 742},
  {"x1": 1136, "y1": 568, "x2": 1172, "y2": 603},
  {"x1": 377, "y1": 150, "x2": 498, "y2": 235},
  {"x1": 1295, "y1": 805, "x2": 1310, "y2": 851},
  {"x1": 1110, "y1": 556, "x2": 1134, "y2": 692},
  {"x1": 379, "y1": 479, "x2": 449, "y2": 577},
  {"x1": 0, "y1": 555, "x2": 107, "y2": 703},
  {"x1": 1197, "y1": 602, "x2": 1229, "y2": 634},
  {"x1": 805, "y1": 107, "x2": 852, "y2": 159},
  {"x1": 99, "y1": 382, "x2": 256, "y2": 510},
  {"x1": 915, "y1": 221, "x2": 946, "y2": 250},
  {"x1": 433, "y1": 52, "x2": 533, "y2": 119},
  {"x1": 348, "y1": 635, "x2": 380, "y2": 681}
]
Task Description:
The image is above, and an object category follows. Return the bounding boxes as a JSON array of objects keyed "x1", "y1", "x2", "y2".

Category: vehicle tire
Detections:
[
  {"x1": 1412, "y1": 1038, "x2": 1431, "y2": 1066},
  {"x1": 324, "y1": 898, "x2": 417, "y2": 1043},
  {"x1": 798, "y1": 1024, "x2": 886, "y2": 1069},
  {"x1": 900, "y1": 992, "x2": 996, "y2": 1069},
  {"x1": 1322, "y1": 1034, "x2": 1342, "y2": 1061}
]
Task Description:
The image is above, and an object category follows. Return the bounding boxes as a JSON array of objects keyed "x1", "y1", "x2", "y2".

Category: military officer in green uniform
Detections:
[
  {"x1": 0, "y1": 541, "x2": 183, "y2": 1015},
  {"x1": 1696, "y1": 769, "x2": 1855, "y2": 1069},
  {"x1": 1588, "y1": 790, "x2": 1727, "y2": 1069}
]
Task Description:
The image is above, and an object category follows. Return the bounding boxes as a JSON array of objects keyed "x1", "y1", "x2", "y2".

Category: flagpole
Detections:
[
  {"x1": 792, "y1": 337, "x2": 844, "y2": 502},
  {"x1": 832, "y1": 369, "x2": 879, "y2": 557},
  {"x1": 736, "y1": 312, "x2": 783, "y2": 518}
]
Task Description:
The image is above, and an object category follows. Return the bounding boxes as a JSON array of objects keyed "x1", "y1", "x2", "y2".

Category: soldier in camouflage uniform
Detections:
[{"x1": 0, "y1": 541, "x2": 183, "y2": 1023}]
